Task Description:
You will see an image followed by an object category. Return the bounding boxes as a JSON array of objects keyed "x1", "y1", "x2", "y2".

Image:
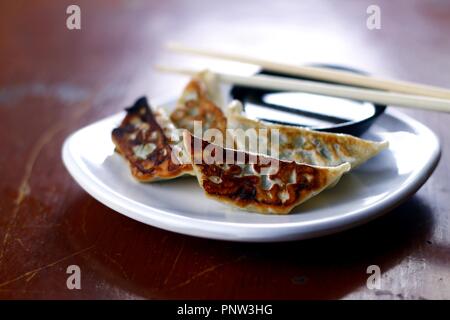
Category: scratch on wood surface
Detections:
[
  {"x1": 16, "y1": 182, "x2": 30, "y2": 205},
  {"x1": 102, "y1": 253, "x2": 130, "y2": 280},
  {"x1": 14, "y1": 238, "x2": 28, "y2": 252},
  {"x1": 19, "y1": 224, "x2": 63, "y2": 229},
  {"x1": 169, "y1": 255, "x2": 246, "y2": 291},
  {"x1": 25, "y1": 271, "x2": 37, "y2": 282},
  {"x1": 0, "y1": 122, "x2": 63, "y2": 262},
  {"x1": 0, "y1": 96, "x2": 95, "y2": 263},
  {"x1": 163, "y1": 240, "x2": 185, "y2": 285},
  {"x1": 0, "y1": 244, "x2": 95, "y2": 289}
]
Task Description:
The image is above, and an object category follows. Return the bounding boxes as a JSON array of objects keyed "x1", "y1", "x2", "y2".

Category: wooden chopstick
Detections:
[
  {"x1": 155, "y1": 65, "x2": 450, "y2": 113},
  {"x1": 166, "y1": 42, "x2": 450, "y2": 100}
]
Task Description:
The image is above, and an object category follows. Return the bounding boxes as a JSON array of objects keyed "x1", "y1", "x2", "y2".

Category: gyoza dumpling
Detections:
[
  {"x1": 183, "y1": 131, "x2": 350, "y2": 214},
  {"x1": 112, "y1": 97, "x2": 193, "y2": 182},
  {"x1": 226, "y1": 100, "x2": 388, "y2": 169},
  {"x1": 170, "y1": 70, "x2": 227, "y2": 135}
]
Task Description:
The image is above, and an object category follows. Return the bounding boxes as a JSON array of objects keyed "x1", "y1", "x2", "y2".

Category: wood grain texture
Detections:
[{"x1": 0, "y1": 0, "x2": 448, "y2": 299}]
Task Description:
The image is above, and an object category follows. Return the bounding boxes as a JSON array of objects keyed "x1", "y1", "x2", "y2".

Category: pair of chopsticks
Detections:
[{"x1": 156, "y1": 42, "x2": 450, "y2": 113}]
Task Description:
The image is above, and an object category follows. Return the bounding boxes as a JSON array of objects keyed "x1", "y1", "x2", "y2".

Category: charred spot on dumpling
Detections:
[
  {"x1": 125, "y1": 96, "x2": 149, "y2": 114},
  {"x1": 112, "y1": 97, "x2": 192, "y2": 182}
]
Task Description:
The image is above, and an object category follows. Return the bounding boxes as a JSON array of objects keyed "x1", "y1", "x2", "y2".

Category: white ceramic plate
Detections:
[{"x1": 62, "y1": 101, "x2": 440, "y2": 242}]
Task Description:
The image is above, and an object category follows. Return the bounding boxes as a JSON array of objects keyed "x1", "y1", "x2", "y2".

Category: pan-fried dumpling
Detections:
[
  {"x1": 226, "y1": 101, "x2": 388, "y2": 169},
  {"x1": 170, "y1": 71, "x2": 227, "y2": 134},
  {"x1": 112, "y1": 97, "x2": 193, "y2": 182},
  {"x1": 183, "y1": 131, "x2": 350, "y2": 214}
]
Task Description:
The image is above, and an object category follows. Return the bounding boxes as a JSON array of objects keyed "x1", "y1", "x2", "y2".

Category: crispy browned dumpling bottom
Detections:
[
  {"x1": 183, "y1": 131, "x2": 350, "y2": 214},
  {"x1": 112, "y1": 97, "x2": 192, "y2": 182}
]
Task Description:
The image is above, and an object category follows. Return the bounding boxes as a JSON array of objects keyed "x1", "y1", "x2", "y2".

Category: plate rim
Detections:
[{"x1": 62, "y1": 108, "x2": 441, "y2": 242}]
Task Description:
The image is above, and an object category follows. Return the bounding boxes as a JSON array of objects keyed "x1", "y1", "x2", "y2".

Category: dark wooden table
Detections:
[{"x1": 0, "y1": 0, "x2": 449, "y2": 299}]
